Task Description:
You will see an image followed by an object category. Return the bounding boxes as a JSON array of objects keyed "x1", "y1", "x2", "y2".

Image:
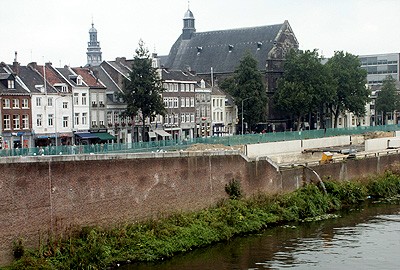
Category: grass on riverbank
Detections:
[{"x1": 7, "y1": 171, "x2": 400, "y2": 270}]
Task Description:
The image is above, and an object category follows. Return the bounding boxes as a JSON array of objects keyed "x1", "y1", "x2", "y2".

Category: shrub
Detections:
[{"x1": 225, "y1": 179, "x2": 243, "y2": 200}]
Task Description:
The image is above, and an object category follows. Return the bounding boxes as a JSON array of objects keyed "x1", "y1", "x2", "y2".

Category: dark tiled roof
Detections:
[
  {"x1": 161, "y1": 69, "x2": 200, "y2": 81},
  {"x1": 165, "y1": 23, "x2": 286, "y2": 74},
  {"x1": 56, "y1": 67, "x2": 79, "y2": 87},
  {"x1": 0, "y1": 66, "x2": 30, "y2": 95},
  {"x1": 91, "y1": 65, "x2": 121, "y2": 94},
  {"x1": 18, "y1": 65, "x2": 57, "y2": 93}
]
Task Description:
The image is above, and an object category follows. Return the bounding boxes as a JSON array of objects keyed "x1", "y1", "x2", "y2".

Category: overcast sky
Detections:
[{"x1": 2, "y1": 0, "x2": 399, "y2": 67}]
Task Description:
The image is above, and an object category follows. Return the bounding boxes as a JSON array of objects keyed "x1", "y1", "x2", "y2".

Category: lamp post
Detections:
[{"x1": 241, "y1": 97, "x2": 250, "y2": 135}]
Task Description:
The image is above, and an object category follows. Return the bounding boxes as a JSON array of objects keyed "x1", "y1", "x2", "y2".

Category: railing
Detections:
[{"x1": 1, "y1": 124, "x2": 400, "y2": 157}]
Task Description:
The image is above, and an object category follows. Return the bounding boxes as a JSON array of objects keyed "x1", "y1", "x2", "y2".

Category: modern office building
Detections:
[{"x1": 359, "y1": 53, "x2": 400, "y2": 85}]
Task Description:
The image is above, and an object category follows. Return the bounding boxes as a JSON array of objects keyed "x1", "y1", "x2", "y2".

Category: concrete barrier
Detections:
[
  {"x1": 245, "y1": 140, "x2": 302, "y2": 158},
  {"x1": 388, "y1": 138, "x2": 400, "y2": 148},
  {"x1": 365, "y1": 137, "x2": 391, "y2": 152},
  {"x1": 302, "y1": 136, "x2": 351, "y2": 150}
]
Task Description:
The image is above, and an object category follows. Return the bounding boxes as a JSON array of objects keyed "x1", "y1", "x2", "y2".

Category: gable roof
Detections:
[
  {"x1": 18, "y1": 65, "x2": 58, "y2": 94},
  {"x1": 72, "y1": 67, "x2": 106, "y2": 89},
  {"x1": 165, "y1": 21, "x2": 296, "y2": 75}
]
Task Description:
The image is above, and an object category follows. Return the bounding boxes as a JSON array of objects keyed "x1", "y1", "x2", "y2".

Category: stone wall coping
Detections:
[{"x1": 0, "y1": 150, "x2": 242, "y2": 164}]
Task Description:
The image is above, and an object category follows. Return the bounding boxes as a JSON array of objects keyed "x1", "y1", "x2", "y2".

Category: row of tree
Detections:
[{"x1": 222, "y1": 49, "x2": 399, "y2": 131}]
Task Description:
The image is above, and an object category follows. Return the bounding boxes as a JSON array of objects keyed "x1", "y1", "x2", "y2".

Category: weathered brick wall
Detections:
[{"x1": 0, "y1": 151, "x2": 399, "y2": 265}]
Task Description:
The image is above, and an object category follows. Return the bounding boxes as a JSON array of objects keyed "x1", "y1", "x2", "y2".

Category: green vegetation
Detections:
[
  {"x1": 220, "y1": 52, "x2": 268, "y2": 132},
  {"x1": 7, "y1": 171, "x2": 400, "y2": 270},
  {"x1": 119, "y1": 40, "x2": 166, "y2": 141},
  {"x1": 276, "y1": 49, "x2": 369, "y2": 129},
  {"x1": 375, "y1": 76, "x2": 400, "y2": 125}
]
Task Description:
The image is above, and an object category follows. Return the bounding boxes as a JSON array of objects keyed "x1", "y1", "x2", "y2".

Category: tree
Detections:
[
  {"x1": 326, "y1": 51, "x2": 369, "y2": 128},
  {"x1": 275, "y1": 49, "x2": 334, "y2": 130},
  {"x1": 220, "y1": 52, "x2": 267, "y2": 133},
  {"x1": 120, "y1": 40, "x2": 165, "y2": 141},
  {"x1": 375, "y1": 76, "x2": 399, "y2": 125}
]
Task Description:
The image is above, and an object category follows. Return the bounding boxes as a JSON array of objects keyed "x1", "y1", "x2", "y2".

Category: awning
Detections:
[
  {"x1": 96, "y1": 132, "x2": 116, "y2": 141},
  {"x1": 75, "y1": 133, "x2": 99, "y2": 139},
  {"x1": 155, "y1": 130, "x2": 172, "y2": 137},
  {"x1": 148, "y1": 131, "x2": 156, "y2": 138}
]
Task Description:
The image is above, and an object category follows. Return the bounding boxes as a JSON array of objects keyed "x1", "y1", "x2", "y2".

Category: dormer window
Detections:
[
  {"x1": 257, "y1": 42, "x2": 262, "y2": 50},
  {"x1": 228, "y1": 44, "x2": 234, "y2": 52},
  {"x1": 77, "y1": 76, "x2": 83, "y2": 86},
  {"x1": 197, "y1": 46, "x2": 202, "y2": 55},
  {"x1": 8, "y1": 79, "x2": 15, "y2": 89}
]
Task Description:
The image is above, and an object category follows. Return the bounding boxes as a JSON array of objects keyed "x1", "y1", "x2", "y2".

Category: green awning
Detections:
[{"x1": 96, "y1": 132, "x2": 116, "y2": 141}]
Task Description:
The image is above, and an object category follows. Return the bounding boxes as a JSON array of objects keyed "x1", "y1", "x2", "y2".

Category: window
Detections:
[
  {"x1": 99, "y1": 120, "x2": 104, "y2": 127},
  {"x1": 185, "y1": 113, "x2": 190, "y2": 123},
  {"x1": 22, "y1": 98, "x2": 29, "y2": 109},
  {"x1": 22, "y1": 115, "x2": 29, "y2": 129},
  {"x1": 173, "y1": 83, "x2": 178, "y2": 92},
  {"x1": 62, "y1": 102, "x2": 68, "y2": 109},
  {"x1": 82, "y1": 93, "x2": 87, "y2": 105},
  {"x1": 190, "y1": 84, "x2": 194, "y2": 92},
  {"x1": 107, "y1": 112, "x2": 112, "y2": 123},
  {"x1": 73, "y1": 93, "x2": 79, "y2": 105},
  {"x1": 164, "y1": 97, "x2": 169, "y2": 107},
  {"x1": 91, "y1": 120, "x2": 97, "y2": 127},
  {"x1": 74, "y1": 113, "x2": 80, "y2": 125},
  {"x1": 37, "y1": 114, "x2": 42, "y2": 127},
  {"x1": 12, "y1": 99, "x2": 20, "y2": 108},
  {"x1": 3, "y1": 99, "x2": 10, "y2": 108},
  {"x1": 3, "y1": 115, "x2": 10, "y2": 129},
  {"x1": 181, "y1": 113, "x2": 185, "y2": 123},
  {"x1": 48, "y1": 114, "x2": 54, "y2": 126},
  {"x1": 186, "y1": 97, "x2": 190, "y2": 108},
  {"x1": 190, "y1": 97, "x2": 194, "y2": 107},
  {"x1": 63, "y1": 116, "x2": 69, "y2": 128},
  {"x1": 174, "y1": 97, "x2": 178, "y2": 108},
  {"x1": 181, "y1": 97, "x2": 185, "y2": 107},
  {"x1": 82, "y1": 113, "x2": 87, "y2": 125},
  {"x1": 113, "y1": 112, "x2": 119, "y2": 123},
  {"x1": 8, "y1": 80, "x2": 15, "y2": 89},
  {"x1": 13, "y1": 115, "x2": 20, "y2": 129},
  {"x1": 190, "y1": 113, "x2": 194, "y2": 122},
  {"x1": 36, "y1": 97, "x2": 41, "y2": 106},
  {"x1": 168, "y1": 98, "x2": 173, "y2": 108}
]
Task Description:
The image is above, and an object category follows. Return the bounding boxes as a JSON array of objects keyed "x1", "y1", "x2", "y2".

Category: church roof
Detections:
[{"x1": 165, "y1": 22, "x2": 290, "y2": 74}]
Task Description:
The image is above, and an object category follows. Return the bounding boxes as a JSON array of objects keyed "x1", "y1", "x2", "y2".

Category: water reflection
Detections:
[{"x1": 121, "y1": 204, "x2": 400, "y2": 270}]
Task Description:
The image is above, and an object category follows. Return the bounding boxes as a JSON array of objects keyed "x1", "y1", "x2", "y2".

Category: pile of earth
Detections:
[{"x1": 185, "y1": 143, "x2": 243, "y2": 152}]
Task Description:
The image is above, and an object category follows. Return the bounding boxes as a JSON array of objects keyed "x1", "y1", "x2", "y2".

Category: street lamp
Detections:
[{"x1": 241, "y1": 97, "x2": 251, "y2": 135}]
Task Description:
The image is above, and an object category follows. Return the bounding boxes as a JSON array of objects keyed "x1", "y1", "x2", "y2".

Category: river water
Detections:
[{"x1": 121, "y1": 202, "x2": 400, "y2": 270}]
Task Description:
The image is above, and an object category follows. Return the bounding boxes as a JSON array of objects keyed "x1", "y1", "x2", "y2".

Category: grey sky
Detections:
[{"x1": 1, "y1": 0, "x2": 399, "y2": 67}]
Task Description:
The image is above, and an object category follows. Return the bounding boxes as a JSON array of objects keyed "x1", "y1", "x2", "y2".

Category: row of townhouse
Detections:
[{"x1": 0, "y1": 55, "x2": 238, "y2": 150}]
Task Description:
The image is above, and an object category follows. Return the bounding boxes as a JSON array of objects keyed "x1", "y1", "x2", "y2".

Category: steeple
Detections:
[
  {"x1": 182, "y1": 5, "x2": 195, "y2": 40},
  {"x1": 86, "y1": 21, "x2": 102, "y2": 66}
]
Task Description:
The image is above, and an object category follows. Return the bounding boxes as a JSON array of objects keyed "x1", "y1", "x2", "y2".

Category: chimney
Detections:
[
  {"x1": 12, "y1": 51, "x2": 20, "y2": 76},
  {"x1": 28, "y1": 62, "x2": 37, "y2": 70}
]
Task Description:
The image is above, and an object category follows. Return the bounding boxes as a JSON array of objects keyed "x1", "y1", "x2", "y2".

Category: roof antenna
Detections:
[{"x1": 188, "y1": 0, "x2": 190, "y2": 9}]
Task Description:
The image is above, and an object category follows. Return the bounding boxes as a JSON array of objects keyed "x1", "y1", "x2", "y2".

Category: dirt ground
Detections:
[
  {"x1": 185, "y1": 143, "x2": 243, "y2": 151},
  {"x1": 185, "y1": 131, "x2": 395, "y2": 153}
]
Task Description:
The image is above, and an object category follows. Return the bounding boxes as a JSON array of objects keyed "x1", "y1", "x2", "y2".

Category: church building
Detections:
[{"x1": 164, "y1": 8, "x2": 299, "y2": 127}]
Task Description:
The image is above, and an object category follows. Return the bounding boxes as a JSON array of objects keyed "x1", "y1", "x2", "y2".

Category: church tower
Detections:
[
  {"x1": 182, "y1": 8, "x2": 195, "y2": 40},
  {"x1": 86, "y1": 22, "x2": 102, "y2": 66}
]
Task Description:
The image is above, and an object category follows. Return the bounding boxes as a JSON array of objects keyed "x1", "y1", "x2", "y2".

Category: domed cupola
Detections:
[
  {"x1": 86, "y1": 22, "x2": 102, "y2": 66},
  {"x1": 182, "y1": 8, "x2": 195, "y2": 40}
]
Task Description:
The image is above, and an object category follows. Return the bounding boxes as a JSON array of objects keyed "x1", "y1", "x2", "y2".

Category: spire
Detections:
[
  {"x1": 86, "y1": 20, "x2": 102, "y2": 66},
  {"x1": 182, "y1": 6, "x2": 195, "y2": 40}
]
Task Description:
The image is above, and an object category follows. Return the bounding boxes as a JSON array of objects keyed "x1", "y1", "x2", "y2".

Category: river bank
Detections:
[{"x1": 6, "y1": 169, "x2": 400, "y2": 270}]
